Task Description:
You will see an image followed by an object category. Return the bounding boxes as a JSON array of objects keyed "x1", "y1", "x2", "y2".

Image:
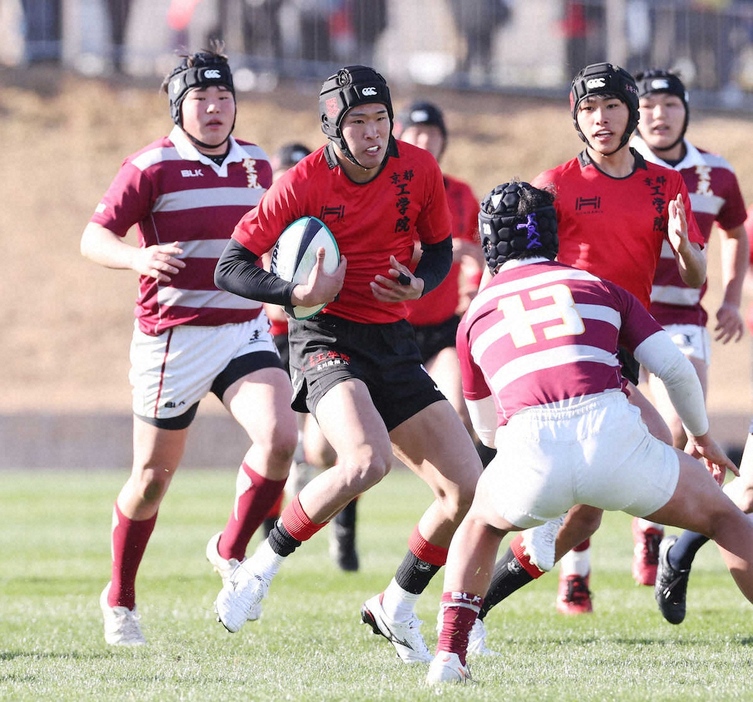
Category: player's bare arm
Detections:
[
  {"x1": 291, "y1": 247, "x2": 347, "y2": 308},
  {"x1": 81, "y1": 222, "x2": 185, "y2": 282},
  {"x1": 668, "y1": 193, "x2": 706, "y2": 288},
  {"x1": 715, "y1": 223, "x2": 748, "y2": 343}
]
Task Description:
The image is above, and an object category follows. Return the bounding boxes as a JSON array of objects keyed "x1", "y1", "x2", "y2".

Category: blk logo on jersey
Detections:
[{"x1": 181, "y1": 169, "x2": 204, "y2": 178}]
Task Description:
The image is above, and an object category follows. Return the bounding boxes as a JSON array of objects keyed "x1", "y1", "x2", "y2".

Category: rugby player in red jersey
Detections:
[
  {"x1": 427, "y1": 180, "x2": 752, "y2": 685},
  {"x1": 212, "y1": 65, "x2": 483, "y2": 664}
]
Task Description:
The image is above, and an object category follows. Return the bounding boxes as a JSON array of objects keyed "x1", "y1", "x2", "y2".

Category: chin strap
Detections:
[{"x1": 184, "y1": 129, "x2": 231, "y2": 152}]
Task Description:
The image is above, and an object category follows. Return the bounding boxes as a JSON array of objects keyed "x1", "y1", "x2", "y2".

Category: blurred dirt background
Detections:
[{"x1": 3, "y1": 64, "x2": 753, "y2": 464}]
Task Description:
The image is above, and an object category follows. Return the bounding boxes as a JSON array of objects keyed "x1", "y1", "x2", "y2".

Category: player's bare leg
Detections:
[{"x1": 648, "y1": 448, "x2": 753, "y2": 605}]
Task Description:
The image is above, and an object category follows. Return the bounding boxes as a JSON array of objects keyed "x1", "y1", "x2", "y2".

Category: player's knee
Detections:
[
  {"x1": 132, "y1": 470, "x2": 172, "y2": 505},
  {"x1": 341, "y1": 452, "x2": 392, "y2": 492}
]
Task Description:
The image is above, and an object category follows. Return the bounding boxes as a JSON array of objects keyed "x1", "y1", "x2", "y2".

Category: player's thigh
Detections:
[
  {"x1": 426, "y1": 346, "x2": 467, "y2": 418},
  {"x1": 390, "y1": 398, "x2": 481, "y2": 493},
  {"x1": 647, "y1": 448, "x2": 737, "y2": 534},
  {"x1": 315, "y1": 378, "x2": 393, "y2": 474},
  {"x1": 723, "y1": 431, "x2": 753, "y2": 512},
  {"x1": 303, "y1": 413, "x2": 336, "y2": 468},
  {"x1": 131, "y1": 416, "x2": 189, "y2": 479},
  {"x1": 224, "y1": 366, "x2": 298, "y2": 450}
]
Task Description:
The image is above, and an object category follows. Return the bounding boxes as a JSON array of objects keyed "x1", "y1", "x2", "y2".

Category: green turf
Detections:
[{"x1": 1, "y1": 468, "x2": 752, "y2": 701}]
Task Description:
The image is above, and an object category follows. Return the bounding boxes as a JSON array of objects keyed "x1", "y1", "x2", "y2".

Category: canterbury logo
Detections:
[
  {"x1": 586, "y1": 78, "x2": 606, "y2": 89},
  {"x1": 361, "y1": 86, "x2": 377, "y2": 96},
  {"x1": 204, "y1": 69, "x2": 222, "y2": 79}
]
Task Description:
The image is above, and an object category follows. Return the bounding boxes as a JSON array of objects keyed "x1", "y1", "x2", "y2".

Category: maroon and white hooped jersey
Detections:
[
  {"x1": 90, "y1": 127, "x2": 272, "y2": 335},
  {"x1": 632, "y1": 136, "x2": 747, "y2": 327},
  {"x1": 457, "y1": 259, "x2": 663, "y2": 426}
]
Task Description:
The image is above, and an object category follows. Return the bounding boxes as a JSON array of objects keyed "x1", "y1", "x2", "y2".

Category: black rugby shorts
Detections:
[{"x1": 288, "y1": 314, "x2": 445, "y2": 431}]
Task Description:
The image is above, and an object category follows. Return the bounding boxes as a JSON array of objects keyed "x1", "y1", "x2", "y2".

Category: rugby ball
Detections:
[{"x1": 270, "y1": 216, "x2": 340, "y2": 320}]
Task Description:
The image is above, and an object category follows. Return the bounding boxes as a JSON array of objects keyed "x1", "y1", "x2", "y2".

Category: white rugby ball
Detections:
[{"x1": 270, "y1": 216, "x2": 340, "y2": 320}]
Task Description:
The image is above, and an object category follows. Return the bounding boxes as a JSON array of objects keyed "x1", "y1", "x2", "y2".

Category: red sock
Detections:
[
  {"x1": 219, "y1": 463, "x2": 287, "y2": 561},
  {"x1": 510, "y1": 534, "x2": 546, "y2": 579},
  {"x1": 109, "y1": 503, "x2": 157, "y2": 610},
  {"x1": 408, "y1": 525, "x2": 449, "y2": 567},
  {"x1": 280, "y1": 495, "x2": 328, "y2": 542},
  {"x1": 266, "y1": 491, "x2": 284, "y2": 521},
  {"x1": 573, "y1": 538, "x2": 590, "y2": 552},
  {"x1": 437, "y1": 591, "x2": 483, "y2": 666}
]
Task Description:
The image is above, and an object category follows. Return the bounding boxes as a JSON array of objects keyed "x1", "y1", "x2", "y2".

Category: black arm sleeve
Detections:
[
  {"x1": 413, "y1": 235, "x2": 453, "y2": 297},
  {"x1": 214, "y1": 239, "x2": 297, "y2": 306}
]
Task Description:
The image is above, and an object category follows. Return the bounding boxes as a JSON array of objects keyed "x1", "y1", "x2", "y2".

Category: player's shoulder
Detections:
[
  {"x1": 125, "y1": 136, "x2": 175, "y2": 171},
  {"x1": 533, "y1": 156, "x2": 579, "y2": 186},
  {"x1": 233, "y1": 138, "x2": 271, "y2": 161},
  {"x1": 691, "y1": 144, "x2": 736, "y2": 172}
]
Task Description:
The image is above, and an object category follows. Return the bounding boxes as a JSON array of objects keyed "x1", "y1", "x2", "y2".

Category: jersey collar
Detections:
[
  {"x1": 169, "y1": 126, "x2": 245, "y2": 169},
  {"x1": 630, "y1": 135, "x2": 705, "y2": 170}
]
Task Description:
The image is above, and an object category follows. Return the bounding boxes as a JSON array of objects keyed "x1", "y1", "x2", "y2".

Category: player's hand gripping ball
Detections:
[{"x1": 270, "y1": 216, "x2": 340, "y2": 319}]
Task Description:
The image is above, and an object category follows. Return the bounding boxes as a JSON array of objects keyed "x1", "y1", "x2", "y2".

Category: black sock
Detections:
[
  {"x1": 478, "y1": 547, "x2": 534, "y2": 620},
  {"x1": 669, "y1": 530, "x2": 709, "y2": 571},
  {"x1": 268, "y1": 521, "x2": 302, "y2": 557},
  {"x1": 394, "y1": 551, "x2": 441, "y2": 594},
  {"x1": 334, "y1": 498, "x2": 357, "y2": 528}
]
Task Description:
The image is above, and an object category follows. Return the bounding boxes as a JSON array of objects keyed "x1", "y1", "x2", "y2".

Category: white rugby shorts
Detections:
[
  {"x1": 129, "y1": 316, "x2": 278, "y2": 420},
  {"x1": 664, "y1": 323, "x2": 711, "y2": 364},
  {"x1": 480, "y1": 390, "x2": 680, "y2": 529}
]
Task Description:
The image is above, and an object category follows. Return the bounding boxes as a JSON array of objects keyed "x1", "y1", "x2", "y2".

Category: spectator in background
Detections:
[
  {"x1": 681, "y1": 0, "x2": 735, "y2": 92},
  {"x1": 558, "y1": 0, "x2": 606, "y2": 79},
  {"x1": 449, "y1": 0, "x2": 512, "y2": 83},
  {"x1": 293, "y1": 0, "x2": 339, "y2": 69},
  {"x1": 105, "y1": 0, "x2": 132, "y2": 73},
  {"x1": 21, "y1": 0, "x2": 62, "y2": 64},
  {"x1": 347, "y1": 0, "x2": 388, "y2": 67},
  {"x1": 206, "y1": 0, "x2": 285, "y2": 73}
]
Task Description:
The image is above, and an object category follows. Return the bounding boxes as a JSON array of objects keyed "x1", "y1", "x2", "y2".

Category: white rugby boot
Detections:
[
  {"x1": 360, "y1": 593, "x2": 432, "y2": 663},
  {"x1": 100, "y1": 583, "x2": 146, "y2": 646}
]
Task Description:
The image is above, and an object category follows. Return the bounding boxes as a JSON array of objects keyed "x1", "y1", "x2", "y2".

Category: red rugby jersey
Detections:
[
  {"x1": 457, "y1": 259, "x2": 663, "y2": 425},
  {"x1": 231, "y1": 141, "x2": 453, "y2": 324},
  {"x1": 532, "y1": 149, "x2": 704, "y2": 310},
  {"x1": 406, "y1": 173, "x2": 479, "y2": 326},
  {"x1": 632, "y1": 137, "x2": 747, "y2": 327},
  {"x1": 90, "y1": 127, "x2": 272, "y2": 335}
]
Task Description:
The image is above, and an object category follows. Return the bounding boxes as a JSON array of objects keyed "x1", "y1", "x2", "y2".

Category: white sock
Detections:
[
  {"x1": 248, "y1": 540, "x2": 286, "y2": 583},
  {"x1": 636, "y1": 518, "x2": 663, "y2": 531},
  {"x1": 380, "y1": 578, "x2": 420, "y2": 621},
  {"x1": 560, "y1": 547, "x2": 590, "y2": 578}
]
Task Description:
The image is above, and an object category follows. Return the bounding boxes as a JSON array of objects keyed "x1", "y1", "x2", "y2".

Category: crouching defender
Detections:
[{"x1": 427, "y1": 181, "x2": 753, "y2": 685}]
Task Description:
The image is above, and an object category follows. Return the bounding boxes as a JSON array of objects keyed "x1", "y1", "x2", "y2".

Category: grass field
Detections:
[{"x1": 2, "y1": 467, "x2": 753, "y2": 701}]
